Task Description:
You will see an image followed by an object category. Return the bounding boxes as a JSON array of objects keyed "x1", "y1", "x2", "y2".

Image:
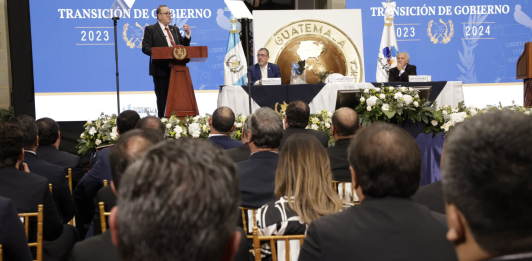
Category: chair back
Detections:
[
  {"x1": 239, "y1": 207, "x2": 257, "y2": 239},
  {"x1": 49, "y1": 184, "x2": 52, "y2": 194},
  {"x1": 65, "y1": 168, "x2": 75, "y2": 226},
  {"x1": 99, "y1": 202, "x2": 112, "y2": 233},
  {"x1": 252, "y1": 226, "x2": 305, "y2": 261},
  {"x1": 333, "y1": 181, "x2": 360, "y2": 206},
  {"x1": 0, "y1": 244, "x2": 3, "y2": 261},
  {"x1": 18, "y1": 205, "x2": 44, "y2": 261},
  {"x1": 103, "y1": 180, "x2": 108, "y2": 187}
]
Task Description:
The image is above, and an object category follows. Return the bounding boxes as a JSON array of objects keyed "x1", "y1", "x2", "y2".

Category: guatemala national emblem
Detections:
[
  {"x1": 173, "y1": 46, "x2": 188, "y2": 60},
  {"x1": 225, "y1": 54, "x2": 244, "y2": 73},
  {"x1": 122, "y1": 22, "x2": 148, "y2": 48},
  {"x1": 428, "y1": 19, "x2": 455, "y2": 44}
]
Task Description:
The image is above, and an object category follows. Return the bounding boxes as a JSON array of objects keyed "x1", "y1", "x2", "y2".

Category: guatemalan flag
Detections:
[
  {"x1": 376, "y1": 1, "x2": 399, "y2": 82},
  {"x1": 224, "y1": 13, "x2": 248, "y2": 86}
]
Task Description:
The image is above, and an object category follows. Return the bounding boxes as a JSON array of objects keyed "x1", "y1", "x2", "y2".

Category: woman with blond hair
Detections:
[{"x1": 255, "y1": 133, "x2": 343, "y2": 261}]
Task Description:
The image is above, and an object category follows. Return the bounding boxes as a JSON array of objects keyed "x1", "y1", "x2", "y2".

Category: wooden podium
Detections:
[
  {"x1": 152, "y1": 46, "x2": 208, "y2": 118},
  {"x1": 517, "y1": 42, "x2": 532, "y2": 107}
]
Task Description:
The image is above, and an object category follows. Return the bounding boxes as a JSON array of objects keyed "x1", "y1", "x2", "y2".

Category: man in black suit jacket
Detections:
[
  {"x1": 279, "y1": 100, "x2": 328, "y2": 150},
  {"x1": 0, "y1": 122, "x2": 78, "y2": 261},
  {"x1": 412, "y1": 180, "x2": 445, "y2": 214},
  {"x1": 36, "y1": 117, "x2": 84, "y2": 189},
  {"x1": 207, "y1": 107, "x2": 242, "y2": 150},
  {"x1": 237, "y1": 107, "x2": 283, "y2": 208},
  {"x1": 226, "y1": 118, "x2": 251, "y2": 163},
  {"x1": 0, "y1": 196, "x2": 33, "y2": 261},
  {"x1": 441, "y1": 111, "x2": 532, "y2": 261},
  {"x1": 142, "y1": 5, "x2": 191, "y2": 118},
  {"x1": 16, "y1": 115, "x2": 75, "y2": 224},
  {"x1": 388, "y1": 52, "x2": 417, "y2": 82},
  {"x1": 70, "y1": 129, "x2": 163, "y2": 261},
  {"x1": 299, "y1": 122, "x2": 457, "y2": 261},
  {"x1": 326, "y1": 108, "x2": 359, "y2": 182}
]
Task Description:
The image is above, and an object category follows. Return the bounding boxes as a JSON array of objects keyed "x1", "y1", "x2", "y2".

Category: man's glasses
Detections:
[
  {"x1": 257, "y1": 54, "x2": 268, "y2": 57},
  {"x1": 159, "y1": 12, "x2": 171, "y2": 16}
]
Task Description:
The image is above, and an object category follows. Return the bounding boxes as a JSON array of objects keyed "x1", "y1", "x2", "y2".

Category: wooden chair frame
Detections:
[
  {"x1": 333, "y1": 181, "x2": 360, "y2": 205},
  {"x1": 19, "y1": 205, "x2": 44, "y2": 261},
  {"x1": 49, "y1": 184, "x2": 52, "y2": 194},
  {"x1": 0, "y1": 244, "x2": 3, "y2": 261},
  {"x1": 252, "y1": 226, "x2": 306, "y2": 261},
  {"x1": 66, "y1": 168, "x2": 75, "y2": 226},
  {"x1": 240, "y1": 207, "x2": 257, "y2": 239},
  {"x1": 103, "y1": 180, "x2": 108, "y2": 187},
  {"x1": 98, "y1": 202, "x2": 112, "y2": 233}
]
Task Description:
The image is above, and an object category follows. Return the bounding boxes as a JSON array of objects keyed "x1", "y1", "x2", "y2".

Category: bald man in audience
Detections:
[
  {"x1": 442, "y1": 111, "x2": 532, "y2": 261},
  {"x1": 327, "y1": 108, "x2": 359, "y2": 182},
  {"x1": 71, "y1": 129, "x2": 164, "y2": 261},
  {"x1": 135, "y1": 116, "x2": 165, "y2": 134},
  {"x1": 207, "y1": 107, "x2": 242, "y2": 150}
]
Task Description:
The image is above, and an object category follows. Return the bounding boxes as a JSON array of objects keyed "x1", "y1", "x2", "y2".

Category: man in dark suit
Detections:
[
  {"x1": 249, "y1": 48, "x2": 282, "y2": 85},
  {"x1": 135, "y1": 116, "x2": 165, "y2": 135},
  {"x1": 279, "y1": 100, "x2": 328, "y2": 150},
  {"x1": 388, "y1": 52, "x2": 417, "y2": 82},
  {"x1": 142, "y1": 5, "x2": 191, "y2": 118},
  {"x1": 237, "y1": 107, "x2": 283, "y2": 208},
  {"x1": 441, "y1": 111, "x2": 532, "y2": 261},
  {"x1": 207, "y1": 107, "x2": 242, "y2": 150},
  {"x1": 16, "y1": 115, "x2": 74, "y2": 224},
  {"x1": 109, "y1": 139, "x2": 244, "y2": 261},
  {"x1": 36, "y1": 117, "x2": 84, "y2": 189},
  {"x1": 225, "y1": 118, "x2": 251, "y2": 163},
  {"x1": 70, "y1": 129, "x2": 163, "y2": 261},
  {"x1": 74, "y1": 110, "x2": 140, "y2": 238},
  {"x1": 299, "y1": 122, "x2": 457, "y2": 261},
  {"x1": 0, "y1": 122, "x2": 78, "y2": 261},
  {"x1": 412, "y1": 180, "x2": 444, "y2": 214},
  {"x1": 0, "y1": 196, "x2": 33, "y2": 261},
  {"x1": 326, "y1": 108, "x2": 359, "y2": 182}
]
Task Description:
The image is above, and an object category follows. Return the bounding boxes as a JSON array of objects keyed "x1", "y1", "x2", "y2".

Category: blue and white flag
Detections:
[
  {"x1": 376, "y1": 1, "x2": 399, "y2": 82},
  {"x1": 224, "y1": 13, "x2": 248, "y2": 86}
]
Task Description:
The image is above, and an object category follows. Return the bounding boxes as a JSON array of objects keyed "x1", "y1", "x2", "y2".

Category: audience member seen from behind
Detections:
[
  {"x1": 207, "y1": 106, "x2": 242, "y2": 150},
  {"x1": 109, "y1": 139, "x2": 243, "y2": 261},
  {"x1": 16, "y1": 115, "x2": 75, "y2": 224},
  {"x1": 238, "y1": 107, "x2": 284, "y2": 208},
  {"x1": 298, "y1": 122, "x2": 457, "y2": 261},
  {"x1": 441, "y1": 110, "x2": 532, "y2": 261},
  {"x1": 135, "y1": 116, "x2": 165, "y2": 135},
  {"x1": 226, "y1": 116, "x2": 251, "y2": 163},
  {"x1": 36, "y1": 117, "x2": 84, "y2": 188},
  {"x1": 70, "y1": 129, "x2": 164, "y2": 261},
  {"x1": 279, "y1": 100, "x2": 328, "y2": 150},
  {"x1": 0, "y1": 196, "x2": 33, "y2": 261},
  {"x1": 256, "y1": 134, "x2": 342, "y2": 260},
  {"x1": 327, "y1": 107, "x2": 360, "y2": 182}
]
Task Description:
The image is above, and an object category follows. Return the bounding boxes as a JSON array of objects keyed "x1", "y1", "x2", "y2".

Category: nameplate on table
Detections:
[
  {"x1": 262, "y1": 78, "x2": 282, "y2": 85},
  {"x1": 333, "y1": 76, "x2": 355, "y2": 83},
  {"x1": 409, "y1": 75, "x2": 431, "y2": 82}
]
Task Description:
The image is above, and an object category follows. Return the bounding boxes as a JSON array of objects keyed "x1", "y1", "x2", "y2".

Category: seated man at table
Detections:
[
  {"x1": 249, "y1": 48, "x2": 281, "y2": 85},
  {"x1": 388, "y1": 52, "x2": 417, "y2": 82}
]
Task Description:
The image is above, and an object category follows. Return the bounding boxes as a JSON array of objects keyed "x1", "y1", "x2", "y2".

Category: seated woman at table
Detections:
[
  {"x1": 388, "y1": 52, "x2": 417, "y2": 82},
  {"x1": 255, "y1": 134, "x2": 343, "y2": 260}
]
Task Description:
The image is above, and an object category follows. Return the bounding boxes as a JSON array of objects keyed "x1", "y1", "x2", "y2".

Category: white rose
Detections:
[
  {"x1": 388, "y1": 87, "x2": 394, "y2": 91},
  {"x1": 379, "y1": 94, "x2": 386, "y2": 99},
  {"x1": 103, "y1": 120, "x2": 108, "y2": 124},
  {"x1": 327, "y1": 112, "x2": 333, "y2": 117},
  {"x1": 193, "y1": 116, "x2": 200, "y2": 122},
  {"x1": 402, "y1": 95, "x2": 413, "y2": 105},
  {"x1": 431, "y1": 120, "x2": 438, "y2": 126},
  {"x1": 174, "y1": 126, "x2": 183, "y2": 134},
  {"x1": 442, "y1": 110, "x2": 448, "y2": 115},
  {"x1": 364, "y1": 88, "x2": 369, "y2": 93},
  {"x1": 394, "y1": 93, "x2": 403, "y2": 100},
  {"x1": 415, "y1": 94, "x2": 419, "y2": 99},
  {"x1": 409, "y1": 87, "x2": 414, "y2": 92},
  {"x1": 95, "y1": 139, "x2": 102, "y2": 146},
  {"x1": 400, "y1": 87, "x2": 407, "y2": 92},
  {"x1": 325, "y1": 122, "x2": 331, "y2": 128},
  {"x1": 80, "y1": 133, "x2": 85, "y2": 139},
  {"x1": 87, "y1": 120, "x2": 92, "y2": 124},
  {"x1": 366, "y1": 96, "x2": 378, "y2": 107},
  {"x1": 175, "y1": 132, "x2": 181, "y2": 139},
  {"x1": 166, "y1": 123, "x2": 172, "y2": 129},
  {"x1": 452, "y1": 108, "x2": 459, "y2": 113},
  {"x1": 203, "y1": 125, "x2": 209, "y2": 132},
  {"x1": 367, "y1": 106, "x2": 372, "y2": 111},
  {"x1": 470, "y1": 109, "x2": 477, "y2": 116},
  {"x1": 413, "y1": 101, "x2": 419, "y2": 107},
  {"x1": 161, "y1": 118, "x2": 168, "y2": 123},
  {"x1": 89, "y1": 127, "x2": 97, "y2": 135},
  {"x1": 191, "y1": 131, "x2": 201, "y2": 138},
  {"x1": 382, "y1": 104, "x2": 390, "y2": 111},
  {"x1": 375, "y1": 87, "x2": 381, "y2": 92},
  {"x1": 236, "y1": 123, "x2": 242, "y2": 128},
  {"x1": 188, "y1": 123, "x2": 200, "y2": 134},
  {"x1": 311, "y1": 124, "x2": 319, "y2": 130},
  {"x1": 526, "y1": 111, "x2": 531, "y2": 115},
  {"x1": 360, "y1": 97, "x2": 366, "y2": 102}
]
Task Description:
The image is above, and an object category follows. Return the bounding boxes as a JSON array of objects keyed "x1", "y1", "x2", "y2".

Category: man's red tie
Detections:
[{"x1": 164, "y1": 27, "x2": 176, "y2": 47}]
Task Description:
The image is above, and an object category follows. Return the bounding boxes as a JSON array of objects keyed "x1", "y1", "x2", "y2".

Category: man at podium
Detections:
[
  {"x1": 142, "y1": 5, "x2": 192, "y2": 118},
  {"x1": 249, "y1": 48, "x2": 282, "y2": 85}
]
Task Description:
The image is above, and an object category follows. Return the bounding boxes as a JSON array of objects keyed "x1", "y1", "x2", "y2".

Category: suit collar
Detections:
[
  {"x1": 24, "y1": 151, "x2": 38, "y2": 159},
  {"x1": 154, "y1": 22, "x2": 166, "y2": 41},
  {"x1": 334, "y1": 139, "x2": 351, "y2": 146},
  {"x1": 249, "y1": 151, "x2": 279, "y2": 159}
]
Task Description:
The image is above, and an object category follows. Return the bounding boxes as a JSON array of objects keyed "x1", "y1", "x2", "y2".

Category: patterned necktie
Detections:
[{"x1": 164, "y1": 27, "x2": 176, "y2": 47}]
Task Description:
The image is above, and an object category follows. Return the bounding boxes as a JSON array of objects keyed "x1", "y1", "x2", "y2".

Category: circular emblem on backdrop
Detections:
[
  {"x1": 264, "y1": 19, "x2": 363, "y2": 84},
  {"x1": 427, "y1": 19, "x2": 455, "y2": 44},
  {"x1": 225, "y1": 54, "x2": 244, "y2": 73},
  {"x1": 122, "y1": 22, "x2": 149, "y2": 49},
  {"x1": 173, "y1": 45, "x2": 188, "y2": 60}
]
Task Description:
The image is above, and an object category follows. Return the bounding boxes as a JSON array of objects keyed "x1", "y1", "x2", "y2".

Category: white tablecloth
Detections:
[{"x1": 218, "y1": 82, "x2": 464, "y2": 116}]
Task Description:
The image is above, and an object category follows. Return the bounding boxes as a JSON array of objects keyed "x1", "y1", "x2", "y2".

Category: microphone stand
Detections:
[
  {"x1": 247, "y1": 68, "x2": 252, "y2": 115},
  {"x1": 112, "y1": 17, "x2": 120, "y2": 115}
]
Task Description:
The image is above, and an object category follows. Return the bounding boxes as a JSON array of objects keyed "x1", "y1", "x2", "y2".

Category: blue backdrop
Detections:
[{"x1": 347, "y1": 0, "x2": 532, "y2": 83}]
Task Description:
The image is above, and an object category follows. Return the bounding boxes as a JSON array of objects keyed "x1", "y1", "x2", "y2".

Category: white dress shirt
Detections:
[{"x1": 254, "y1": 64, "x2": 268, "y2": 85}]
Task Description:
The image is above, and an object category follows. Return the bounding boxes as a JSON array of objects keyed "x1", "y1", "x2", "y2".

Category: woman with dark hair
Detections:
[{"x1": 255, "y1": 133, "x2": 342, "y2": 261}]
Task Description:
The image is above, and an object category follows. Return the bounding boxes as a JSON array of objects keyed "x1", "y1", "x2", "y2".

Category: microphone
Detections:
[{"x1": 112, "y1": 17, "x2": 120, "y2": 21}]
